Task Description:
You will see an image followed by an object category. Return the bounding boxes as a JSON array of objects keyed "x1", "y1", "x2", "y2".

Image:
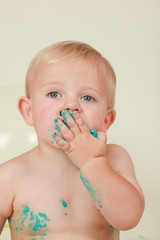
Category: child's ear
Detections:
[
  {"x1": 18, "y1": 97, "x2": 33, "y2": 126},
  {"x1": 104, "y1": 109, "x2": 116, "y2": 131}
]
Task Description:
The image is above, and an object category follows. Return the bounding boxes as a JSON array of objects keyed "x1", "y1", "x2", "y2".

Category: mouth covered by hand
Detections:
[
  {"x1": 51, "y1": 109, "x2": 107, "y2": 169},
  {"x1": 54, "y1": 110, "x2": 98, "y2": 139}
]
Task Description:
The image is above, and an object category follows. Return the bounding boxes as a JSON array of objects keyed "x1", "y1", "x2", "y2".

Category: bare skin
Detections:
[
  {"x1": 0, "y1": 60, "x2": 145, "y2": 239},
  {"x1": 0, "y1": 144, "x2": 124, "y2": 240}
]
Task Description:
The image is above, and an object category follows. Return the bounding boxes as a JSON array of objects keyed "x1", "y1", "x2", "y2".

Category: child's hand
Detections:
[{"x1": 52, "y1": 110, "x2": 107, "y2": 169}]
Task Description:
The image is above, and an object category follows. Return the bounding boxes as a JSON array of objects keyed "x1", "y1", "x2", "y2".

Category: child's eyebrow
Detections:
[
  {"x1": 40, "y1": 82, "x2": 102, "y2": 96},
  {"x1": 80, "y1": 86, "x2": 101, "y2": 96},
  {"x1": 40, "y1": 81, "x2": 64, "y2": 88}
]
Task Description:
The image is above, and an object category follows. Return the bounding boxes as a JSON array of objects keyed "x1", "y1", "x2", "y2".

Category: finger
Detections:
[
  {"x1": 54, "y1": 118, "x2": 63, "y2": 134},
  {"x1": 55, "y1": 117, "x2": 74, "y2": 141},
  {"x1": 60, "y1": 110, "x2": 80, "y2": 136},
  {"x1": 72, "y1": 111, "x2": 90, "y2": 134},
  {"x1": 53, "y1": 133, "x2": 70, "y2": 150},
  {"x1": 51, "y1": 131, "x2": 62, "y2": 147},
  {"x1": 52, "y1": 131, "x2": 71, "y2": 154}
]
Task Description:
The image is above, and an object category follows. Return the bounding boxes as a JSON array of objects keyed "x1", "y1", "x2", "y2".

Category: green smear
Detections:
[
  {"x1": 110, "y1": 224, "x2": 119, "y2": 234},
  {"x1": 55, "y1": 124, "x2": 61, "y2": 131},
  {"x1": 79, "y1": 169, "x2": 102, "y2": 207},
  {"x1": 30, "y1": 211, "x2": 36, "y2": 221},
  {"x1": 60, "y1": 199, "x2": 68, "y2": 216},
  {"x1": 62, "y1": 110, "x2": 74, "y2": 119},
  {"x1": 21, "y1": 205, "x2": 30, "y2": 226},
  {"x1": 90, "y1": 129, "x2": 98, "y2": 138},
  {"x1": 54, "y1": 117, "x2": 60, "y2": 123},
  {"x1": 32, "y1": 215, "x2": 43, "y2": 232},
  {"x1": 61, "y1": 110, "x2": 74, "y2": 127},
  {"x1": 13, "y1": 205, "x2": 50, "y2": 235},
  {"x1": 38, "y1": 213, "x2": 50, "y2": 221},
  {"x1": 61, "y1": 111, "x2": 68, "y2": 122},
  {"x1": 60, "y1": 147, "x2": 78, "y2": 168},
  {"x1": 52, "y1": 132, "x2": 59, "y2": 137},
  {"x1": 60, "y1": 199, "x2": 67, "y2": 207}
]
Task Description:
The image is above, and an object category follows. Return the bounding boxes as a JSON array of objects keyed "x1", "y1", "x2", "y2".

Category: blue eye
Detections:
[
  {"x1": 82, "y1": 96, "x2": 94, "y2": 102},
  {"x1": 49, "y1": 92, "x2": 60, "y2": 98}
]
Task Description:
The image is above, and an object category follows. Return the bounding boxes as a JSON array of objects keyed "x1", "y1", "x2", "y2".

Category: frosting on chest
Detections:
[{"x1": 9, "y1": 205, "x2": 51, "y2": 239}]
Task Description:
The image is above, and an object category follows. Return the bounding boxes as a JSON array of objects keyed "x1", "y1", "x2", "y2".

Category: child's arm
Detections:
[
  {"x1": 52, "y1": 111, "x2": 145, "y2": 230},
  {"x1": 79, "y1": 144, "x2": 145, "y2": 230},
  {"x1": 0, "y1": 216, "x2": 6, "y2": 235},
  {"x1": 0, "y1": 163, "x2": 14, "y2": 234}
]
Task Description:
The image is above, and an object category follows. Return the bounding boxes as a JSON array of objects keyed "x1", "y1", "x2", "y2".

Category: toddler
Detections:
[{"x1": 0, "y1": 41, "x2": 145, "y2": 240}]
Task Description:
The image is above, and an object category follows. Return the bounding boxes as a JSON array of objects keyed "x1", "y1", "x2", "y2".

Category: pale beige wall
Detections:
[{"x1": 0, "y1": 1, "x2": 160, "y2": 239}]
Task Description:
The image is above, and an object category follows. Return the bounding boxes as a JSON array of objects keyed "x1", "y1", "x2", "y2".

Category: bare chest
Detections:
[{"x1": 9, "y1": 169, "x2": 118, "y2": 239}]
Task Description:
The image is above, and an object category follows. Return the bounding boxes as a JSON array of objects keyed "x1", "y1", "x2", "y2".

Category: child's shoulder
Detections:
[
  {"x1": 107, "y1": 143, "x2": 132, "y2": 158},
  {"x1": 106, "y1": 144, "x2": 144, "y2": 199},
  {"x1": 0, "y1": 149, "x2": 35, "y2": 220},
  {"x1": 106, "y1": 144, "x2": 136, "y2": 177},
  {"x1": 0, "y1": 148, "x2": 35, "y2": 181}
]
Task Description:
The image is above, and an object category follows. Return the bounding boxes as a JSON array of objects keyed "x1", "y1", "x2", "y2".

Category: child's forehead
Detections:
[
  {"x1": 36, "y1": 57, "x2": 109, "y2": 82},
  {"x1": 27, "y1": 55, "x2": 114, "y2": 108},
  {"x1": 27, "y1": 56, "x2": 111, "y2": 100}
]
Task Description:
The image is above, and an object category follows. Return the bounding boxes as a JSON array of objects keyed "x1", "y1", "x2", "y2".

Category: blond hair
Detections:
[{"x1": 25, "y1": 41, "x2": 116, "y2": 109}]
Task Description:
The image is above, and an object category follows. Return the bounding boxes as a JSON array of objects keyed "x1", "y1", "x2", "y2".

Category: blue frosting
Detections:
[{"x1": 90, "y1": 129, "x2": 98, "y2": 138}]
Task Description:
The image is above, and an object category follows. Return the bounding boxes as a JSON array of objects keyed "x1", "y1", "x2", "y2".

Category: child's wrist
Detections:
[{"x1": 78, "y1": 156, "x2": 107, "y2": 171}]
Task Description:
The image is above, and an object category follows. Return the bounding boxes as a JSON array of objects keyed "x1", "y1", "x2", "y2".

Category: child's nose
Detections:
[
  {"x1": 64, "y1": 103, "x2": 80, "y2": 112},
  {"x1": 61, "y1": 97, "x2": 82, "y2": 114}
]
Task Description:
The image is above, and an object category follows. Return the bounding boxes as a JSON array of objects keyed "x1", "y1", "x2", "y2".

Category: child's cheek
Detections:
[
  {"x1": 85, "y1": 110, "x2": 106, "y2": 132},
  {"x1": 32, "y1": 107, "x2": 57, "y2": 135}
]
